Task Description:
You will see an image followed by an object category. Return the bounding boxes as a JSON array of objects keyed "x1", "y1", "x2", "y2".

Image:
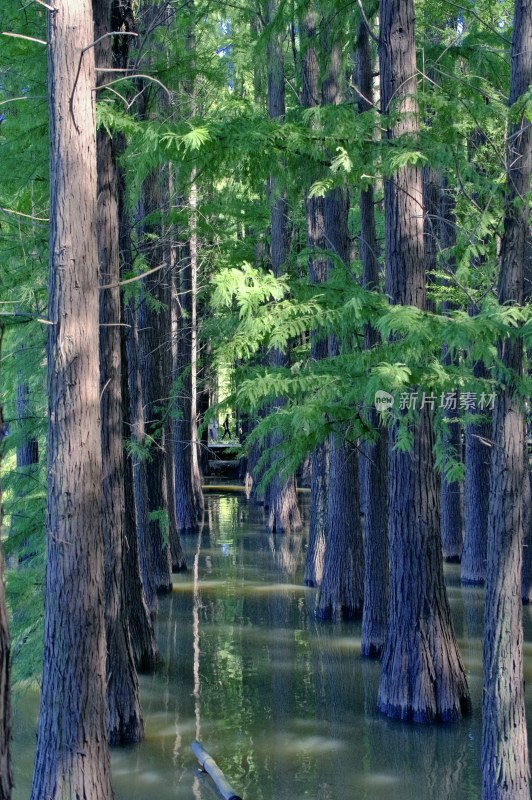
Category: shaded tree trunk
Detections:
[
  {"x1": 439, "y1": 181, "x2": 463, "y2": 562},
  {"x1": 172, "y1": 174, "x2": 204, "y2": 537},
  {"x1": 121, "y1": 328, "x2": 160, "y2": 669},
  {"x1": 355, "y1": 15, "x2": 388, "y2": 655},
  {"x1": 301, "y1": 4, "x2": 328, "y2": 586},
  {"x1": 30, "y1": 3, "x2": 113, "y2": 796},
  {"x1": 316, "y1": 21, "x2": 364, "y2": 620},
  {"x1": 377, "y1": 0, "x2": 470, "y2": 723},
  {"x1": 95, "y1": 0, "x2": 143, "y2": 746},
  {"x1": 266, "y1": 0, "x2": 302, "y2": 534},
  {"x1": 482, "y1": 0, "x2": 531, "y2": 794},
  {"x1": 137, "y1": 167, "x2": 173, "y2": 593},
  {"x1": 0, "y1": 331, "x2": 13, "y2": 800},
  {"x1": 461, "y1": 356, "x2": 490, "y2": 584}
]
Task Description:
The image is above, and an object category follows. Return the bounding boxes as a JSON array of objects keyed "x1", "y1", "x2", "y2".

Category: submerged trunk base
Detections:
[{"x1": 377, "y1": 695, "x2": 471, "y2": 724}]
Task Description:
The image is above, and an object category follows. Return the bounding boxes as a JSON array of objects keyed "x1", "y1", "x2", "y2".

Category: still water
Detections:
[{"x1": 11, "y1": 490, "x2": 532, "y2": 799}]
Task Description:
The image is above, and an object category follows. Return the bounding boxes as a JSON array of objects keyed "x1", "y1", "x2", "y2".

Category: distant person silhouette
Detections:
[{"x1": 221, "y1": 414, "x2": 231, "y2": 440}]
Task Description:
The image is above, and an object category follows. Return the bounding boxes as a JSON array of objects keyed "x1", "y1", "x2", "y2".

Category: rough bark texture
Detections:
[
  {"x1": 356, "y1": 19, "x2": 388, "y2": 657},
  {"x1": 15, "y1": 381, "x2": 39, "y2": 469},
  {"x1": 0, "y1": 342, "x2": 13, "y2": 800},
  {"x1": 461, "y1": 357, "x2": 490, "y2": 584},
  {"x1": 317, "y1": 436, "x2": 363, "y2": 619},
  {"x1": 172, "y1": 180, "x2": 204, "y2": 538},
  {"x1": 123, "y1": 293, "x2": 158, "y2": 615},
  {"x1": 137, "y1": 168, "x2": 173, "y2": 593},
  {"x1": 301, "y1": 5, "x2": 328, "y2": 585},
  {"x1": 266, "y1": 0, "x2": 302, "y2": 534},
  {"x1": 95, "y1": 0, "x2": 144, "y2": 745},
  {"x1": 121, "y1": 332, "x2": 159, "y2": 670},
  {"x1": 316, "y1": 55, "x2": 364, "y2": 616},
  {"x1": 30, "y1": 3, "x2": 113, "y2": 797},
  {"x1": 439, "y1": 182, "x2": 463, "y2": 562},
  {"x1": 482, "y1": 2, "x2": 531, "y2": 795},
  {"x1": 377, "y1": 0, "x2": 470, "y2": 723}
]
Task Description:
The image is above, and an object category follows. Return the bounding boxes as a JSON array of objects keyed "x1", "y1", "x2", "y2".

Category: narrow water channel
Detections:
[{"x1": 11, "y1": 490, "x2": 532, "y2": 799}]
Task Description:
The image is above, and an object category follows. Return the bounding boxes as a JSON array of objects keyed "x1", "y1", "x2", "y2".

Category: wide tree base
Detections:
[{"x1": 377, "y1": 695, "x2": 471, "y2": 724}]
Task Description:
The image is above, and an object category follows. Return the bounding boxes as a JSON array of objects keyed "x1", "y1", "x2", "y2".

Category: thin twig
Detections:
[
  {"x1": 100, "y1": 262, "x2": 167, "y2": 289},
  {"x1": 2, "y1": 31, "x2": 46, "y2": 45},
  {"x1": 0, "y1": 206, "x2": 49, "y2": 222},
  {"x1": 96, "y1": 73, "x2": 172, "y2": 100}
]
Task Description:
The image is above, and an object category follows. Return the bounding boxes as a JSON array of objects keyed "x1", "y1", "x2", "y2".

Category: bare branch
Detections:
[
  {"x1": 100, "y1": 262, "x2": 167, "y2": 290},
  {"x1": 2, "y1": 31, "x2": 47, "y2": 45}
]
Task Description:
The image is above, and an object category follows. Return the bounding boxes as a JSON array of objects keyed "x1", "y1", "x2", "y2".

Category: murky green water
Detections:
[{"x1": 11, "y1": 491, "x2": 532, "y2": 799}]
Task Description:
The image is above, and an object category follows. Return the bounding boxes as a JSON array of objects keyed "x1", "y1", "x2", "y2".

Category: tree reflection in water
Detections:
[{"x1": 11, "y1": 491, "x2": 532, "y2": 799}]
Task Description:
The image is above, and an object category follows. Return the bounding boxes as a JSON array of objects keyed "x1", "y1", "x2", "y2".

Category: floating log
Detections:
[{"x1": 191, "y1": 740, "x2": 243, "y2": 800}]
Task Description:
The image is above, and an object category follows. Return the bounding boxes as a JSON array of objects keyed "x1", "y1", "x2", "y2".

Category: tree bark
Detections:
[
  {"x1": 172, "y1": 173, "x2": 204, "y2": 538},
  {"x1": 439, "y1": 181, "x2": 463, "y2": 562},
  {"x1": 355, "y1": 17, "x2": 388, "y2": 657},
  {"x1": 482, "y1": 0, "x2": 531, "y2": 794},
  {"x1": 137, "y1": 168, "x2": 173, "y2": 593},
  {"x1": 301, "y1": 4, "x2": 328, "y2": 586},
  {"x1": 121, "y1": 328, "x2": 160, "y2": 670},
  {"x1": 95, "y1": 0, "x2": 143, "y2": 745},
  {"x1": 266, "y1": 0, "x2": 302, "y2": 534},
  {"x1": 0, "y1": 331, "x2": 13, "y2": 800},
  {"x1": 30, "y1": 3, "x2": 113, "y2": 796},
  {"x1": 461, "y1": 356, "x2": 490, "y2": 584},
  {"x1": 377, "y1": 0, "x2": 470, "y2": 722}
]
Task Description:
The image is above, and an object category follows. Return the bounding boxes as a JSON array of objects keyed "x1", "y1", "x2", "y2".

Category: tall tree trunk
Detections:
[
  {"x1": 482, "y1": 1, "x2": 531, "y2": 795},
  {"x1": 172, "y1": 173, "x2": 204, "y2": 537},
  {"x1": 377, "y1": 0, "x2": 470, "y2": 722},
  {"x1": 121, "y1": 322, "x2": 160, "y2": 669},
  {"x1": 439, "y1": 180, "x2": 463, "y2": 562},
  {"x1": 315, "y1": 20, "x2": 364, "y2": 619},
  {"x1": 266, "y1": 0, "x2": 302, "y2": 534},
  {"x1": 30, "y1": 3, "x2": 113, "y2": 796},
  {"x1": 95, "y1": 0, "x2": 143, "y2": 745},
  {"x1": 0, "y1": 330, "x2": 13, "y2": 800},
  {"x1": 137, "y1": 167, "x2": 173, "y2": 593},
  {"x1": 355, "y1": 17, "x2": 388, "y2": 656},
  {"x1": 301, "y1": 4, "x2": 328, "y2": 586}
]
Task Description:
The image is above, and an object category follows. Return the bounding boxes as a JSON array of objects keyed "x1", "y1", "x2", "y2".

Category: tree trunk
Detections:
[
  {"x1": 355, "y1": 17, "x2": 388, "y2": 657},
  {"x1": 137, "y1": 168, "x2": 173, "y2": 593},
  {"x1": 461, "y1": 351, "x2": 490, "y2": 584},
  {"x1": 301, "y1": 4, "x2": 328, "y2": 585},
  {"x1": 377, "y1": 0, "x2": 470, "y2": 722},
  {"x1": 172, "y1": 174, "x2": 204, "y2": 537},
  {"x1": 439, "y1": 181, "x2": 463, "y2": 562},
  {"x1": 266, "y1": 0, "x2": 302, "y2": 534},
  {"x1": 314, "y1": 24, "x2": 364, "y2": 619},
  {"x1": 30, "y1": 3, "x2": 113, "y2": 796},
  {"x1": 95, "y1": 0, "x2": 144, "y2": 745},
  {"x1": 482, "y1": 0, "x2": 531, "y2": 794},
  {"x1": 0, "y1": 331, "x2": 13, "y2": 800},
  {"x1": 121, "y1": 328, "x2": 160, "y2": 670}
]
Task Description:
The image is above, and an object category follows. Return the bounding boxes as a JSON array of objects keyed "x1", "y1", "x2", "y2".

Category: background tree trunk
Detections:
[
  {"x1": 439, "y1": 181, "x2": 463, "y2": 563},
  {"x1": 0, "y1": 330, "x2": 13, "y2": 800},
  {"x1": 301, "y1": 3, "x2": 328, "y2": 586},
  {"x1": 95, "y1": 0, "x2": 144, "y2": 745},
  {"x1": 30, "y1": 3, "x2": 113, "y2": 796},
  {"x1": 355, "y1": 17, "x2": 388, "y2": 655},
  {"x1": 315, "y1": 23, "x2": 364, "y2": 620},
  {"x1": 266, "y1": 0, "x2": 302, "y2": 534}
]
